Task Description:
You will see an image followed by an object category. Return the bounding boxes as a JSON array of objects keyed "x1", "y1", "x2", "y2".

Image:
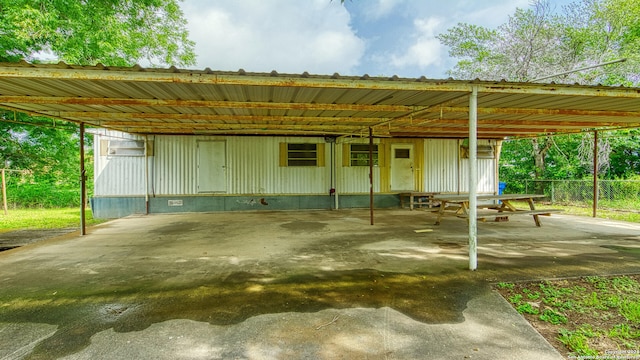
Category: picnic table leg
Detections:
[
  {"x1": 527, "y1": 198, "x2": 542, "y2": 227},
  {"x1": 435, "y1": 200, "x2": 447, "y2": 225}
]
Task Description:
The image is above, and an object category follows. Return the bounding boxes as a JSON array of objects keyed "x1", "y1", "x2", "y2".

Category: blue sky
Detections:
[{"x1": 182, "y1": 0, "x2": 573, "y2": 79}]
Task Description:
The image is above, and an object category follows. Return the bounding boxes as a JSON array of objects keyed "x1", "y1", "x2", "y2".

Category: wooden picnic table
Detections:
[
  {"x1": 399, "y1": 192, "x2": 438, "y2": 210},
  {"x1": 431, "y1": 194, "x2": 561, "y2": 227}
]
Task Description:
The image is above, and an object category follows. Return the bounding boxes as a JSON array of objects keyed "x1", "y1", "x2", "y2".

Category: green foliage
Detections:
[
  {"x1": 0, "y1": 0, "x2": 196, "y2": 66},
  {"x1": 540, "y1": 308, "x2": 568, "y2": 324},
  {"x1": 517, "y1": 303, "x2": 539, "y2": 315},
  {"x1": 609, "y1": 324, "x2": 640, "y2": 341},
  {"x1": 0, "y1": 0, "x2": 194, "y2": 209},
  {"x1": 499, "y1": 276, "x2": 640, "y2": 354},
  {"x1": 509, "y1": 294, "x2": 523, "y2": 304},
  {"x1": 558, "y1": 327, "x2": 599, "y2": 356},
  {"x1": 440, "y1": 0, "x2": 640, "y2": 183},
  {"x1": 496, "y1": 282, "x2": 515, "y2": 290},
  {"x1": 620, "y1": 299, "x2": 640, "y2": 323},
  {"x1": 0, "y1": 112, "x2": 94, "y2": 207}
]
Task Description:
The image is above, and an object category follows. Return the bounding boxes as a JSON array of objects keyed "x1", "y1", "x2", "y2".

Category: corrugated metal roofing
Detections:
[{"x1": 0, "y1": 61, "x2": 639, "y2": 139}]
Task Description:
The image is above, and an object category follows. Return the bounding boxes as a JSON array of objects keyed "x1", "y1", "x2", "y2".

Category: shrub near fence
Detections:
[
  {"x1": 519, "y1": 180, "x2": 640, "y2": 211},
  {"x1": 6, "y1": 183, "x2": 82, "y2": 208}
]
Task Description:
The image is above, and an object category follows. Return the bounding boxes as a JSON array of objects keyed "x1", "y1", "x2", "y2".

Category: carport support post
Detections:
[
  {"x1": 369, "y1": 127, "x2": 374, "y2": 225},
  {"x1": 468, "y1": 87, "x2": 478, "y2": 271},
  {"x1": 593, "y1": 130, "x2": 599, "y2": 218},
  {"x1": 79, "y1": 123, "x2": 86, "y2": 236},
  {"x1": 2, "y1": 168, "x2": 7, "y2": 215}
]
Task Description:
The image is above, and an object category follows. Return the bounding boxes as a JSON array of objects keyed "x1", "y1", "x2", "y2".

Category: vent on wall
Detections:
[
  {"x1": 460, "y1": 145, "x2": 495, "y2": 159},
  {"x1": 100, "y1": 140, "x2": 153, "y2": 157}
]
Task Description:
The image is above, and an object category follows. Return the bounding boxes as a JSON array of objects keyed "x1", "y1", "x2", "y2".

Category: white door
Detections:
[
  {"x1": 197, "y1": 141, "x2": 227, "y2": 193},
  {"x1": 391, "y1": 144, "x2": 414, "y2": 191}
]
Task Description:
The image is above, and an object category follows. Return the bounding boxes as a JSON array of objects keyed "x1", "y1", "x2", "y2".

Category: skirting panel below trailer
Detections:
[{"x1": 91, "y1": 195, "x2": 401, "y2": 219}]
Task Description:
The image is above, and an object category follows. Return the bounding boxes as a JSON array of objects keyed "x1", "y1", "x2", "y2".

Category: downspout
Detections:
[
  {"x1": 468, "y1": 87, "x2": 478, "y2": 271},
  {"x1": 79, "y1": 123, "x2": 86, "y2": 236}
]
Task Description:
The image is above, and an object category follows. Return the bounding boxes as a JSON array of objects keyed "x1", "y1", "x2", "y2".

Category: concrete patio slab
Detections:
[{"x1": 1, "y1": 209, "x2": 639, "y2": 359}]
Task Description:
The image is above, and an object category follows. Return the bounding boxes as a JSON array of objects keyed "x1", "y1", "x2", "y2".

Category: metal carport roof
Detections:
[
  {"x1": 0, "y1": 61, "x2": 639, "y2": 139},
  {"x1": 2, "y1": 61, "x2": 639, "y2": 270}
]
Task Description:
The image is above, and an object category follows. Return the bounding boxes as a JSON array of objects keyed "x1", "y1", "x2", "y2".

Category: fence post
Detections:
[{"x1": 551, "y1": 180, "x2": 555, "y2": 204}]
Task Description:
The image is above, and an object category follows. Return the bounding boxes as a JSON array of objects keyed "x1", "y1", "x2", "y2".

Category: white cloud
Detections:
[
  {"x1": 365, "y1": 0, "x2": 404, "y2": 20},
  {"x1": 454, "y1": 0, "x2": 530, "y2": 28},
  {"x1": 389, "y1": 17, "x2": 443, "y2": 70},
  {"x1": 183, "y1": 0, "x2": 365, "y2": 74}
]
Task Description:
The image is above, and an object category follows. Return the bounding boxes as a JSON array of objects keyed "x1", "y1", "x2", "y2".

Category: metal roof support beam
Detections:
[
  {"x1": 0, "y1": 96, "x2": 413, "y2": 113},
  {"x1": 468, "y1": 87, "x2": 478, "y2": 271},
  {"x1": 438, "y1": 106, "x2": 640, "y2": 118},
  {"x1": 48, "y1": 112, "x2": 387, "y2": 125}
]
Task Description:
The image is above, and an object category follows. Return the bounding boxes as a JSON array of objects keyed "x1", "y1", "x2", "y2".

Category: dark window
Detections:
[
  {"x1": 287, "y1": 143, "x2": 317, "y2": 166},
  {"x1": 350, "y1": 144, "x2": 379, "y2": 166},
  {"x1": 394, "y1": 148, "x2": 410, "y2": 159}
]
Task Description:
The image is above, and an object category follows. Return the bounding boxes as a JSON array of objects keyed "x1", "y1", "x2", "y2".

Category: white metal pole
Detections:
[
  {"x1": 468, "y1": 87, "x2": 478, "y2": 271},
  {"x1": 145, "y1": 135, "x2": 149, "y2": 214},
  {"x1": 593, "y1": 131, "x2": 599, "y2": 217}
]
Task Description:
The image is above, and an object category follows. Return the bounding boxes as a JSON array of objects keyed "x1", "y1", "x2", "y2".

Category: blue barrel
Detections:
[{"x1": 498, "y1": 182, "x2": 507, "y2": 195}]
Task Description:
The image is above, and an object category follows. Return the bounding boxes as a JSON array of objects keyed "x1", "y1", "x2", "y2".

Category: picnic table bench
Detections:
[{"x1": 431, "y1": 194, "x2": 561, "y2": 227}]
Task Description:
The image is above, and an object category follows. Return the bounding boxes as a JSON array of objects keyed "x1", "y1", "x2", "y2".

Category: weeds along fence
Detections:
[
  {"x1": 2, "y1": 169, "x2": 90, "y2": 208},
  {"x1": 517, "y1": 180, "x2": 640, "y2": 212}
]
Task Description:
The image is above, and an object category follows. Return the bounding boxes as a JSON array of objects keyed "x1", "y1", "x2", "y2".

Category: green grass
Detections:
[
  {"x1": 0, "y1": 208, "x2": 104, "y2": 232},
  {"x1": 497, "y1": 276, "x2": 640, "y2": 357},
  {"x1": 509, "y1": 201, "x2": 640, "y2": 223}
]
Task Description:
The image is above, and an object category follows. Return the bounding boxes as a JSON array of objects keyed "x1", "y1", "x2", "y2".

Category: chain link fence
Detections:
[{"x1": 513, "y1": 180, "x2": 640, "y2": 212}]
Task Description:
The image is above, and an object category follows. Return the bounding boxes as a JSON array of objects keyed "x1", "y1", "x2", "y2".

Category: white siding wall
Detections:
[
  {"x1": 94, "y1": 133, "x2": 496, "y2": 196},
  {"x1": 226, "y1": 136, "x2": 330, "y2": 194},
  {"x1": 423, "y1": 139, "x2": 496, "y2": 194},
  {"x1": 336, "y1": 138, "x2": 381, "y2": 193},
  {"x1": 96, "y1": 134, "x2": 336, "y2": 196},
  {"x1": 94, "y1": 131, "x2": 147, "y2": 196}
]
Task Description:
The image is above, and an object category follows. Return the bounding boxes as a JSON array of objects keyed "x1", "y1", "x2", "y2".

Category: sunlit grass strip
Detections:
[{"x1": 0, "y1": 208, "x2": 104, "y2": 232}]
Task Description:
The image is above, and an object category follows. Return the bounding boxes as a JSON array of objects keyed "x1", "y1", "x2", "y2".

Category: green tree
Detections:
[
  {"x1": 438, "y1": 0, "x2": 640, "y2": 184},
  {"x1": 0, "y1": 0, "x2": 196, "y2": 207},
  {"x1": 0, "y1": 0, "x2": 196, "y2": 66}
]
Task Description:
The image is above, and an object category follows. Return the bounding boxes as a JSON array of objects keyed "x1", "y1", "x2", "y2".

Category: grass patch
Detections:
[
  {"x1": 547, "y1": 204, "x2": 640, "y2": 223},
  {"x1": 496, "y1": 275, "x2": 640, "y2": 357},
  {"x1": 0, "y1": 208, "x2": 104, "y2": 232}
]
